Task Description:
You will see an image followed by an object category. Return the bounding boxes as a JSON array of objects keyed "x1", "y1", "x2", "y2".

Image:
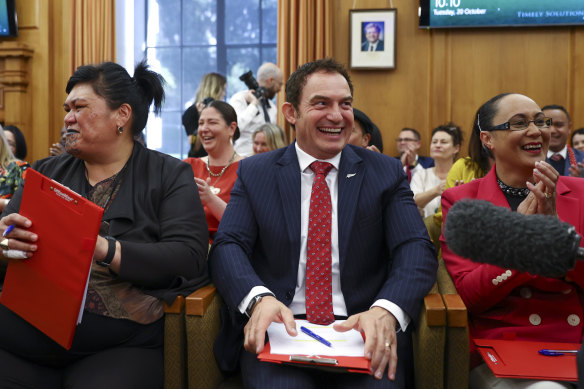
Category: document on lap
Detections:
[{"x1": 267, "y1": 319, "x2": 365, "y2": 357}]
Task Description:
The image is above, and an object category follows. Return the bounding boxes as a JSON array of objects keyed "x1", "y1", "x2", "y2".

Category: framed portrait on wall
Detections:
[{"x1": 349, "y1": 9, "x2": 396, "y2": 70}]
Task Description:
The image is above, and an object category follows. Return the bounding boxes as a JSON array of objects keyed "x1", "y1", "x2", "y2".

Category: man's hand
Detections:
[
  {"x1": 244, "y1": 296, "x2": 297, "y2": 354},
  {"x1": 400, "y1": 145, "x2": 415, "y2": 168},
  {"x1": 244, "y1": 90, "x2": 259, "y2": 106},
  {"x1": 334, "y1": 307, "x2": 398, "y2": 381}
]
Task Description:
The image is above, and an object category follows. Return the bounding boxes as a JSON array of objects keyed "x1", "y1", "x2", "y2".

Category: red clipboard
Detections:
[
  {"x1": 258, "y1": 342, "x2": 371, "y2": 374},
  {"x1": 0, "y1": 169, "x2": 104, "y2": 349},
  {"x1": 475, "y1": 339, "x2": 580, "y2": 382}
]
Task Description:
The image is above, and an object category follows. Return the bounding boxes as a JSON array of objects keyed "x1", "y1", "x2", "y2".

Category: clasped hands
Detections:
[
  {"x1": 519, "y1": 160, "x2": 559, "y2": 216},
  {"x1": 244, "y1": 296, "x2": 398, "y2": 381}
]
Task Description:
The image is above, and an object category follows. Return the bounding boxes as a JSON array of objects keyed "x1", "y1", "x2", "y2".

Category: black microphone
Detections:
[{"x1": 443, "y1": 199, "x2": 584, "y2": 277}]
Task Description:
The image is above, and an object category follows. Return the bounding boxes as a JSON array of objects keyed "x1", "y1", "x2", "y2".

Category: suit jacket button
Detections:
[
  {"x1": 285, "y1": 291, "x2": 293, "y2": 300},
  {"x1": 529, "y1": 314, "x2": 541, "y2": 326},
  {"x1": 567, "y1": 314, "x2": 580, "y2": 326}
]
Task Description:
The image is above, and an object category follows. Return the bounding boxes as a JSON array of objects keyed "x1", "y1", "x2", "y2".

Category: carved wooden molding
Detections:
[{"x1": 0, "y1": 42, "x2": 34, "y2": 93}]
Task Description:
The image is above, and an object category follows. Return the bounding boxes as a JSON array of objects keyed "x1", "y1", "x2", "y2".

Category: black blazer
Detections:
[{"x1": 4, "y1": 143, "x2": 210, "y2": 301}]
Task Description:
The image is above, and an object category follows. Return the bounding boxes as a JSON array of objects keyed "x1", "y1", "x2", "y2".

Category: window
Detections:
[{"x1": 128, "y1": 0, "x2": 278, "y2": 158}]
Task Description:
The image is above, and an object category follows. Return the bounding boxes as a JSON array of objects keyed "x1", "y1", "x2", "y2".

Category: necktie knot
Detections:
[
  {"x1": 310, "y1": 161, "x2": 333, "y2": 177},
  {"x1": 550, "y1": 153, "x2": 564, "y2": 162}
]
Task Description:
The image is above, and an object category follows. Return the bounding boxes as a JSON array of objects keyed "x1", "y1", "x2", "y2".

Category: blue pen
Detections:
[
  {"x1": 300, "y1": 326, "x2": 332, "y2": 348},
  {"x1": 539, "y1": 349, "x2": 579, "y2": 356},
  {"x1": 3, "y1": 224, "x2": 14, "y2": 237}
]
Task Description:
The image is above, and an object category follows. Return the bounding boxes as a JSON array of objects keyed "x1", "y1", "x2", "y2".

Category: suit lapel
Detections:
[
  {"x1": 337, "y1": 147, "x2": 364, "y2": 272},
  {"x1": 276, "y1": 144, "x2": 302, "y2": 257}
]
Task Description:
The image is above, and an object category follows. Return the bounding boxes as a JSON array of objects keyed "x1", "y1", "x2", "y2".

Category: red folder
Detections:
[
  {"x1": 258, "y1": 342, "x2": 371, "y2": 374},
  {"x1": 474, "y1": 339, "x2": 580, "y2": 381},
  {"x1": 0, "y1": 169, "x2": 103, "y2": 349}
]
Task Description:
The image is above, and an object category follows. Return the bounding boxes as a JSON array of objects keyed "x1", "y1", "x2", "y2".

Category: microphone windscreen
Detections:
[{"x1": 444, "y1": 199, "x2": 577, "y2": 277}]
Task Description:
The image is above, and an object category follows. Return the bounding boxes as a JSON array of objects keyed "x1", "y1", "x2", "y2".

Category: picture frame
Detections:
[{"x1": 349, "y1": 9, "x2": 397, "y2": 70}]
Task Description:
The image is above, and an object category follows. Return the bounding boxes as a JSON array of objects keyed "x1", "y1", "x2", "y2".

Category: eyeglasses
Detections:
[
  {"x1": 395, "y1": 137, "x2": 418, "y2": 143},
  {"x1": 488, "y1": 115, "x2": 552, "y2": 132}
]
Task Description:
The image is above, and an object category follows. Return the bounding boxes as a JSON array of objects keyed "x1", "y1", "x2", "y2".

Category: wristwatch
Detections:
[
  {"x1": 245, "y1": 293, "x2": 274, "y2": 318},
  {"x1": 96, "y1": 236, "x2": 116, "y2": 267}
]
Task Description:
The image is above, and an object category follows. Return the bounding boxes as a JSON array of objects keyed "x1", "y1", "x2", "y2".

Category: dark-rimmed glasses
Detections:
[{"x1": 488, "y1": 115, "x2": 552, "y2": 132}]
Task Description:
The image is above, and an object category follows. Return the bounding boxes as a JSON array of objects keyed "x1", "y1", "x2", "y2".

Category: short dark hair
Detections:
[
  {"x1": 542, "y1": 104, "x2": 571, "y2": 123},
  {"x1": 431, "y1": 123, "x2": 463, "y2": 147},
  {"x1": 285, "y1": 58, "x2": 353, "y2": 109},
  {"x1": 354, "y1": 108, "x2": 384, "y2": 152},
  {"x1": 571, "y1": 128, "x2": 584, "y2": 146},
  {"x1": 400, "y1": 127, "x2": 421, "y2": 141},
  {"x1": 66, "y1": 60, "x2": 165, "y2": 135},
  {"x1": 201, "y1": 100, "x2": 240, "y2": 141},
  {"x1": 3, "y1": 125, "x2": 27, "y2": 160}
]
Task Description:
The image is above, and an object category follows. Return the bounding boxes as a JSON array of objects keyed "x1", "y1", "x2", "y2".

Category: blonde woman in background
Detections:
[
  {"x1": 183, "y1": 72, "x2": 227, "y2": 158},
  {"x1": 0, "y1": 127, "x2": 29, "y2": 211},
  {"x1": 252, "y1": 123, "x2": 287, "y2": 154}
]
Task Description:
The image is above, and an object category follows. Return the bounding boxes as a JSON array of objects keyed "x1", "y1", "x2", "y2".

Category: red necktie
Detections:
[
  {"x1": 550, "y1": 153, "x2": 564, "y2": 162},
  {"x1": 306, "y1": 161, "x2": 335, "y2": 325}
]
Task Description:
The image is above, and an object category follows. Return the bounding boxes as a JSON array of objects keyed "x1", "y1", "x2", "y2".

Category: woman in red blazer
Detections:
[{"x1": 440, "y1": 93, "x2": 584, "y2": 389}]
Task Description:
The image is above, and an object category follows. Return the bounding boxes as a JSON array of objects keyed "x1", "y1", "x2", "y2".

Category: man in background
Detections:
[
  {"x1": 396, "y1": 127, "x2": 434, "y2": 182},
  {"x1": 543, "y1": 104, "x2": 584, "y2": 177},
  {"x1": 230, "y1": 62, "x2": 283, "y2": 157},
  {"x1": 361, "y1": 23, "x2": 384, "y2": 52}
]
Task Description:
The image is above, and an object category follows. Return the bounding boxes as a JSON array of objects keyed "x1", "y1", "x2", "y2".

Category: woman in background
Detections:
[
  {"x1": 571, "y1": 128, "x2": 584, "y2": 152},
  {"x1": 184, "y1": 100, "x2": 243, "y2": 240},
  {"x1": 184, "y1": 72, "x2": 227, "y2": 158},
  {"x1": 252, "y1": 123, "x2": 286, "y2": 154},
  {"x1": 0, "y1": 128, "x2": 29, "y2": 211},
  {"x1": 3, "y1": 125, "x2": 27, "y2": 161},
  {"x1": 441, "y1": 93, "x2": 584, "y2": 389},
  {"x1": 411, "y1": 123, "x2": 462, "y2": 218}
]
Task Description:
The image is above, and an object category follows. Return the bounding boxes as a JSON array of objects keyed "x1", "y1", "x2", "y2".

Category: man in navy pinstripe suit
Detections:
[{"x1": 209, "y1": 58, "x2": 437, "y2": 388}]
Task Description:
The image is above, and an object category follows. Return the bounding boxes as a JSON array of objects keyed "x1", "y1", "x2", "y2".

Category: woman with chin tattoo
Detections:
[{"x1": 0, "y1": 61, "x2": 209, "y2": 388}]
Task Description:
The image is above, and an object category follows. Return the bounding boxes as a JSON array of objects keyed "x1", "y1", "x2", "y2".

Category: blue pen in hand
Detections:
[
  {"x1": 300, "y1": 326, "x2": 332, "y2": 348},
  {"x1": 3, "y1": 224, "x2": 14, "y2": 237}
]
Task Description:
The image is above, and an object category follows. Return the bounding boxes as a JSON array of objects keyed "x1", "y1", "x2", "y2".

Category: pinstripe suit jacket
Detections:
[{"x1": 209, "y1": 143, "x2": 437, "y2": 369}]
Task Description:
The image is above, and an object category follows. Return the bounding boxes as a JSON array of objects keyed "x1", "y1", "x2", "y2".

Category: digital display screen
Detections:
[
  {"x1": 419, "y1": 0, "x2": 584, "y2": 28},
  {"x1": 0, "y1": 0, "x2": 17, "y2": 37}
]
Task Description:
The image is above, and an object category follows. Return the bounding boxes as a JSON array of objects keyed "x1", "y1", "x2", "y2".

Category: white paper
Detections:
[{"x1": 267, "y1": 319, "x2": 365, "y2": 357}]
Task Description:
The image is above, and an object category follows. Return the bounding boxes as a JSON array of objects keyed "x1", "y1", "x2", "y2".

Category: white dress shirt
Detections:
[
  {"x1": 229, "y1": 90, "x2": 277, "y2": 157},
  {"x1": 547, "y1": 145, "x2": 568, "y2": 160},
  {"x1": 239, "y1": 144, "x2": 410, "y2": 331}
]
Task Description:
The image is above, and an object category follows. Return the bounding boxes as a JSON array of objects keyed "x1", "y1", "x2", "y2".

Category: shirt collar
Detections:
[
  {"x1": 547, "y1": 145, "x2": 568, "y2": 159},
  {"x1": 295, "y1": 143, "x2": 341, "y2": 173}
]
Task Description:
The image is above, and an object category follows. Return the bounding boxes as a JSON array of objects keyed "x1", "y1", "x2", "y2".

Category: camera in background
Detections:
[{"x1": 239, "y1": 71, "x2": 267, "y2": 100}]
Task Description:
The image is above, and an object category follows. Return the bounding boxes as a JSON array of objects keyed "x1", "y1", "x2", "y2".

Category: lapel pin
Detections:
[{"x1": 346, "y1": 173, "x2": 356, "y2": 178}]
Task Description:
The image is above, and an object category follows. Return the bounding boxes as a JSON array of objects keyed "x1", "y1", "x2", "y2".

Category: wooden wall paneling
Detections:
[
  {"x1": 570, "y1": 29, "x2": 584, "y2": 129},
  {"x1": 4, "y1": 0, "x2": 71, "y2": 163},
  {"x1": 334, "y1": 0, "x2": 434, "y2": 157}
]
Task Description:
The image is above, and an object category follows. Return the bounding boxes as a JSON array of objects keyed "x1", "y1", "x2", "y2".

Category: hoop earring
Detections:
[{"x1": 117, "y1": 126, "x2": 124, "y2": 135}]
